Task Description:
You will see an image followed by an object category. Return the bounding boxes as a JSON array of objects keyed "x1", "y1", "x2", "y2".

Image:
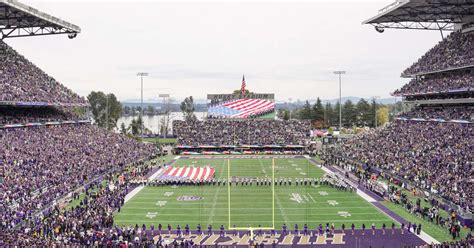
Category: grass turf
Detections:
[{"x1": 114, "y1": 158, "x2": 395, "y2": 229}]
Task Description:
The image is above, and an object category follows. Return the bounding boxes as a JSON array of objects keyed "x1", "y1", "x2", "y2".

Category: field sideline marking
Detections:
[
  {"x1": 124, "y1": 167, "x2": 163, "y2": 203},
  {"x1": 308, "y1": 159, "x2": 439, "y2": 245},
  {"x1": 123, "y1": 158, "x2": 177, "y2": 204},
  {"x1": 356, "y1": 189, "x2": 377, "y2": 203}
]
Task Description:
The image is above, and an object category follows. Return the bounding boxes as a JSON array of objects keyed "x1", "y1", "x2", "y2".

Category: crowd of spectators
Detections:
[
  {"x1": 173, "y1": 119, "x2": 311, "y2": 146},
  {"x1": 0, "y1": 124, "x2": 156, "y2": 232},
  {"x1": 0, "y1": 159, "x2": 158, "y2": 246},
  {"x1": 394, "y1": 71, "x2": 473, "y2": 96},
  {"x1": 398, "y1": 105, "x2": 473, "y2": 121},
  {"x1": 0, "y1": 40, "x2": 86, "y2": 105},
  {"x1": 402, "y1": 31, "x2": 473, "y2": 76},
  {"x1": 321, "y1": 120, "x2": 473, "y2": 208},
  {"x1": 0, "y1": 106, "x2": 85, "y2": 125}
]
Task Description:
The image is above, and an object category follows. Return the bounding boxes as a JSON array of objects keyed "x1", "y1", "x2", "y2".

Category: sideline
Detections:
[
  {"x1": 307, "y1": 158, "x2": 439, "y2": 245},
  {"x1": 123, "y1": 158, "x2": 177, "y2": 203},
  {"x1": 356, "y1": 189, "x2": 378, "y2": 203}
]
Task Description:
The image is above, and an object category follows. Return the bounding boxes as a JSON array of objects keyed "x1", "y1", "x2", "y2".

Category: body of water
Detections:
[{"x1": 117, "y1": 112, "x2": 207, "y2": 134}]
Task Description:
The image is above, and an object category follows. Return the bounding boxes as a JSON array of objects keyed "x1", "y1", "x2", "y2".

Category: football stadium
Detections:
[{"x1": 0, "y1": 0, "x2": 473, "y2": 247}]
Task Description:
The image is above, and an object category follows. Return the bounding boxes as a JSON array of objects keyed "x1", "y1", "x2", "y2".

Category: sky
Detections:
[{"x1": 5, "y1": 0, "x2": 444, "y2": 103}]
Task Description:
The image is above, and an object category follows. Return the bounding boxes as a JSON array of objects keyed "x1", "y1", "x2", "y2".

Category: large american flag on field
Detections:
[
  {"x1": 208, "y1": 98, "x2": 275, "y2": 118},
  {"x1": 159, "y1": 166, "x2": 215, "y2": 182}
]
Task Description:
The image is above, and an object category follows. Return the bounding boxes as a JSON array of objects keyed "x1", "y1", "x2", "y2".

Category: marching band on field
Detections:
[{"x1": 145, "y1": 174, "x2": 354, "y2": 192}]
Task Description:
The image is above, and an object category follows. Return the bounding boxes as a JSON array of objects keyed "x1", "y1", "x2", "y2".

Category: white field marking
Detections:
[
  {"x1": 419, "y1": 231, "x2": 440, "y2": 244},
  {"x1": 300, "y1": 172, "x2": 307, "y2": 176},
  {"x1": 337, "y1": 211, "x2": 351, "y2": 218},
  {"x1": 290, "y1": 193, "x2": 304, "y2": 204},
  {"x1": 207, "y1": 159, "x2": 226, "y2": 223},
  {"x1": 295, "y1": 168, "x2": 302, "y2": 171},
  {"x1": 318, "y1": 191, "x2": 328, "y2": 196},
  {"x1": 174, "y1": 156, "x2": 181, "y2": 160},
  {"x1": 124, "y1": 185, "x2": 144, "y2": 203},
  {"x1": 327, "y1": 200, "x2": 339, "y2": 206},
  {"x1": 318, "y1": 165, "x2": 335, "y2": 175},
  {"x1": 145, "y1": 212, "x2": 158, "y2": 219},
  {"x1": 307, "y1": 193, "x2": 316, "y2": 203},
  {"x1": 164, "y1": 192, "x2": 174, "y2": 197},
  {"x1": 124, "y1": 159, "x2": 177, "y2": 203},
  {"x1": 155, "y1": 201, "x2": 167, "y2": 207},
  {"x1": 259, "y1": 158, "x2": 286, "y2": 225},
  {"x1": 356, "y1": 189, "x2": 377, "y2": 203},
  {"x1": 148, "y1": 167, "x2": 164, "y2": 180}
]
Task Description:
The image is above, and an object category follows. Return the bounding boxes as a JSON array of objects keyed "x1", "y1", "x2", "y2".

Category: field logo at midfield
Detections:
[
  {"x1": 156, "y1": 201, "x2": 167, "y2": 207},
  {"x1": 146, "y1": 212, "x2": 158, "y2": 219},
  {"x1": 338, "y1": 211, "x2": 351, "y2": 218},
  {"x1": 318, "y1": 191, "x2": 329, "y2": 196},
  {"x1": 327, "y1": 200, "x2": 338, "y2": 206},
  {"x1": 164, "y1": 192, "x2": 174, "y2": 197},
  {"x1": 177, "y1": 195, "x2": 203, "y2": 201}
]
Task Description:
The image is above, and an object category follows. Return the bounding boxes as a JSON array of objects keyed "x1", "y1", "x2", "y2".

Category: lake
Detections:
[{"x1": 117, "y1": 112, "x2": 207, "y2": 134}]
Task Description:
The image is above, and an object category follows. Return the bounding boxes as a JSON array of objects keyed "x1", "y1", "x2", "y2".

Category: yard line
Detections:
[
  {"x1": 259, "y1": 159, "x2": 288, "y2": 225},
  {"x1": 207, "y1": 159, "x2": 226, "y2": 223}
]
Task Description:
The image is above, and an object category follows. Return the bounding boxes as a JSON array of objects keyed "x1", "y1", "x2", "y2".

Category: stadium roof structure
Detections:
[
  {"x1": 0, "y1": 0, "x2": 80, "y2": 39},
  {"x1": 363, "y1": 0, "x2": 474, "y2": 32}
]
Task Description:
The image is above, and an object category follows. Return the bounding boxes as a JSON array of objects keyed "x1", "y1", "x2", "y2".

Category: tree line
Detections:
[
  {"x1": 277, "y1": 97, "x2": 396, "y2": 128},
  {"x1": 87, "y1": 91, "x2": 402, "y2": 134}
]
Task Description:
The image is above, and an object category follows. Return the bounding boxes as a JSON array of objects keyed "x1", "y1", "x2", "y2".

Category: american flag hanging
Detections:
[
  {"x1": 241, "y1": 74, "x2": 246, "y2": 97},
  {"x1": 207, "y1": 98, "x2": 275, "y2": 118}
]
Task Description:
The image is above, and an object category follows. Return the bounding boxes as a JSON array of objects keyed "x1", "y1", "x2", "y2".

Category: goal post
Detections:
[{"x1": 227, "y1": 158, "x2": 276, "y2": 231}]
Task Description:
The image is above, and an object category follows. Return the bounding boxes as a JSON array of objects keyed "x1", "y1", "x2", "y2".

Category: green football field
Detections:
[{"x1": 114, "y1": 157, "x2": 395, "y2": 229}]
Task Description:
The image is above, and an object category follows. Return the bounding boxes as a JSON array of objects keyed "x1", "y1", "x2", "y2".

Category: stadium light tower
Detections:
[
  {"x1": 137, "y1": 72, "x2": 149, "y2": 136},
  {"x1": 288, "y1": 98, "x2": 292, "y2": 120},
  {"x1": 373, "y1": 96, "x2": 380, "y2": 128},
  {"x1": 333, "y1": 71, "x2": 346, "y2": 131}
]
